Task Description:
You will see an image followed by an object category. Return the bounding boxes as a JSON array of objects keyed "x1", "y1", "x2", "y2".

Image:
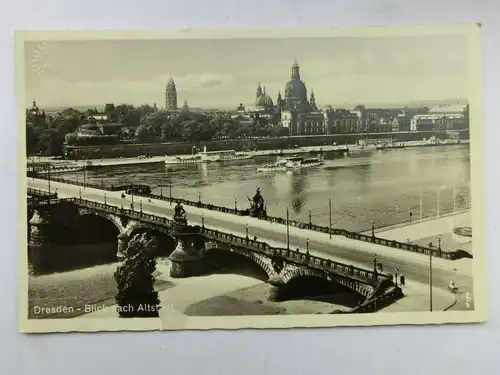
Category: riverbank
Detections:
[
  {"x1": 60, "y1": 129, "x2": 469, "y2": 159},
  {"x1": 28, "y1": 263, "x2": 174, "y2": 319}
]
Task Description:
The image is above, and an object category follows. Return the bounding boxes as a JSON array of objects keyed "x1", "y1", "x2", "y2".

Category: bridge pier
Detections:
[
  {"x1": 267, "y1": 275, "x2": 288, "y2": 302},
  {"x1": 169, "y1": 233, "x2": 203, "y2": 278},
  {"x1": 28, "y1": 209, "x2": 56, "y2": 274},
  {"x1": 117, "y1": 232, "x2": 130, "y2": 260}
]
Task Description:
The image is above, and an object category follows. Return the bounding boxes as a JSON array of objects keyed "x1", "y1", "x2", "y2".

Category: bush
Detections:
[{"x1": 114, "y1": 233, "x2": 161, "y2": 318}]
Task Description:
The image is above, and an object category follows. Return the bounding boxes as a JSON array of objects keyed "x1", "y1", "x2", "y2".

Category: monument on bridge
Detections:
[
  {"x1": 169, "y1": 203, "x2": 204, "y2": 278},
  {"x1": 248, "y1": 188, "x2": 267, "y2": 218}
]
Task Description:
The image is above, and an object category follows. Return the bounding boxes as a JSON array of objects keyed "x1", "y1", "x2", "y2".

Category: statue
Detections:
[
  {"x1": 173, "y1": 202, "x2": 187, "y2": 227},
  {"x1": 247, "y1": 188, "x2": 267, "y2": 218}
]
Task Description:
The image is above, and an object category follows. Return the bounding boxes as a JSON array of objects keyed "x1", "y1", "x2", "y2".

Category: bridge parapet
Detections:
[{"x1": 201, "y1": 227, "x2": 389, "y2": 287}]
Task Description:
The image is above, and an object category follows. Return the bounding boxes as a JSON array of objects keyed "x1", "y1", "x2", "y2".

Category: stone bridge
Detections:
[{"x1": 27, "y1": 188, "x2": 399, "y2": 308}]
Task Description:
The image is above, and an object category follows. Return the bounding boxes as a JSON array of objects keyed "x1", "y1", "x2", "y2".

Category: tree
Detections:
[
  {"x1": 135, "y1": 124, "x2": 150, "y2": 142},
  {"x1": 114, "y1": 233, "x2": 161, "y2": 318}
]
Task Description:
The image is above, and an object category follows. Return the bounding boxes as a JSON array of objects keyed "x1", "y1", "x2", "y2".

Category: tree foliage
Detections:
[
  {"x1": 26, "y1": 103, "x2": 290, "y2": 156},
  {"x1": 114, "y1": 233, "x2": 161, "y2": 318}
]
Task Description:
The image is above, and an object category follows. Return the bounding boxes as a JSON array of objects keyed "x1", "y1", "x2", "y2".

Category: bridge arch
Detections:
[
  {"x1": 78, "y1": 209, "x2": 126, "y2": 233},
  {"x1": 202, "y1": 245, "x2": 276, "y2": 282},
  {"x1": 125, "y1": 222, "x2": 177, "y2": 258},
  {"x1": 280, "y1": 266, "x2": 368, "y2": 305}
]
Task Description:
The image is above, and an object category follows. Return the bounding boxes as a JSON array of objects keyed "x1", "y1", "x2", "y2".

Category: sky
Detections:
[{"x1": 24, "y1": 34, "x2": 470, "y2": 110}]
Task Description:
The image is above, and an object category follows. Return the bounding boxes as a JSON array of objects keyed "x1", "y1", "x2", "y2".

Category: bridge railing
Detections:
[
  {"x1": 27, "y1": 184, "x2": 468, "y2": 261},
  {"x1": 201, "y1": 227, "x2": 390, "y2": 285}
]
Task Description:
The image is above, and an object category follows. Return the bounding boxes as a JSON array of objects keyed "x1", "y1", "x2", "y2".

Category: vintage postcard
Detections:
[{"x1": 17, "y1": 24, "x2": 486, "y2": 333}]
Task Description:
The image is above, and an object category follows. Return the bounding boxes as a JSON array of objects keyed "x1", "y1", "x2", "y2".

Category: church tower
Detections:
[
  {"x1": 165, "y1": 77, "x2": 178, "y2": 110},
  {"x1": 277, "y1": 91, "x2": 284, "y2": 111},
  {"x1": 256, "y1": 82, "x2": 263, "y2": 99},
  {"x1": 310, "y1": 89, "x2": 317, "y2": 111}
]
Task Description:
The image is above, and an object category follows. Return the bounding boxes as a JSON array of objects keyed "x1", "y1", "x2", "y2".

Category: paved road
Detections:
[{"x1": 28, "y1": 179, "x2": 474, "y2": 311}]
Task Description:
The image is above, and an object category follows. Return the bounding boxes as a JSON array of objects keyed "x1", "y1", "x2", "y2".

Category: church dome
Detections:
[
  {"x1": 255, "y1": 93, "x2": 274, "y2": 109},
  {"x1": 285, "y1": 79, "x2": 307, "y2": 104}
]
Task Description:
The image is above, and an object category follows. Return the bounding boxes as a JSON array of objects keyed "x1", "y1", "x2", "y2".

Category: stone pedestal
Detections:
[
  {"x1": 267, "y1": 275, "x2": 287, "y2": 302},
  {"x1": 169, "y1": 234, "x2": 202, "y2": 278},
  {"x1": 117, "y1": 231, "x2": 130, "y2": 260}
]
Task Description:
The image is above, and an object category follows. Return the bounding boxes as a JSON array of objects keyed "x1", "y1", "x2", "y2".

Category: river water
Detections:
[{"x1": 62, "y1": 145, "x2": 471, "y2": 233}]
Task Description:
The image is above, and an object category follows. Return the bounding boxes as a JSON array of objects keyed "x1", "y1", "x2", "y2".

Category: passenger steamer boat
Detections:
[
  {"x1": 165, "y1": 146, "x2": 254, "y2": 165},
  {"x1": 285, "y1": 156, "x2": 324, "y2": 169},
  {"x1": 257, "y1": 155, "x2": 324, "y2": 172}
]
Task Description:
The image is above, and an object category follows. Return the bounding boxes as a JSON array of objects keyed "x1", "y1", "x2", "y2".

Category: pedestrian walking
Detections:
[
  {"x1": 393, "y1": 268, "x2": 399, "y2": 286},
  {"x1": 400, "y1": 273, "x2": 406, "y2": 288},
  {"x1": 393, "y1": 273, "x2": 398, "y2": 285}
]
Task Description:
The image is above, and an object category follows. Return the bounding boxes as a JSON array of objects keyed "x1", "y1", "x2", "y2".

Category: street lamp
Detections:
[
  {"x1": 286, "y1": 207, "x2": 290, "y2": 250},
  {"x1": 235, "y1": 199, "x2": 238, "y2": 211},
  {"x1": 409, "y1": 211, "x2": 412, "y2": 224},
  {"x1": 308, "y1": 210, "x2": 312, "y2": 228},
  {"x1": 373, "y1": 254, "x2": 378, "y2": 274},
  {"x1": 79, "y1": 188, "x2": 82, "y2": 199},
  {"x1": 329, "y1": 198, "x2": 332, "y2": 239},
  {"x1": 245, "y1": 223, "x2": 249, "y2": 239},
  {"x1": 306, "y1": 237, "x2": 310, "y2": 253},
  {"x1": 371, "y1": 220, "x2": 375, "y2": 237},
  {"x1": 140, "y1": 201, "x2": 143, "y2": 213},
  {"x1": 201, "y1": 213, "x2": 204, "y2": 228},
  {"x1": 104, "y1": 192, "x2": 107, "y2": 205},
  {"x1": 429, "y1": 249, "x2": 433, "y2": 312},
  {"x1": 169, "y1": 178, "x2": 172, "y2": 205},
  {"x1": 46, "y1": 163, "x2": 51, "y2": 195},
  {"x1": 198, "y1": 192, "x2": 201, "y2": 203},
  {"x1": 160, "y1": 187, "x2": 163, "y2": 197},
  {"x1": 438, "y1": 234, "x2": 442, "y2": 252}
]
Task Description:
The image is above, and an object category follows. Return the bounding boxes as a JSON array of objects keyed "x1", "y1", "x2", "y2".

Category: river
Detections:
[{"x1": 61, "y1": 145, "x2": 471, "y2": 233}]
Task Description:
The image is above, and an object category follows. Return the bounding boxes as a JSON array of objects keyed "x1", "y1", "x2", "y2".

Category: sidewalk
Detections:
[
  {"x1": 28, "y1": 179, "x2": 473, "y2": 276},
  {"x1": 376, "y1": 212, "x2": 471, "y2": 243},
  {"x1": 379, "y1": 280, "x2": 456, "y2": 313}
]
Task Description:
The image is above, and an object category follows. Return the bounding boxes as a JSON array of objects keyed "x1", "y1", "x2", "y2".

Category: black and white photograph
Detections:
[{"x1": 18, "y1": 25, "x2": 486, "y2": 332}]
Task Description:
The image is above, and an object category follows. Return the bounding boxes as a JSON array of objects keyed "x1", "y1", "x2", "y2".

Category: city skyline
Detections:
[{"x1": 25, "y1": 34, "x2": 470, "y2": 110}]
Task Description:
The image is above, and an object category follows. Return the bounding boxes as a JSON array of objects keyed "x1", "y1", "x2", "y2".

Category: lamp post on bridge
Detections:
[
  {"x1": 308, "y1": 210, "x2": 312, "y2": 228},
  {"x1": 286, "y1": 207, "x2": 290, "y2": 250},
  {"x1": 169, "y1": 178, "x2": 172, "y2": 206},
  {"x1": 104, "y1": 192, "x2": 107, "y2": 205},
  {"x1": 329, "y1": 198, "x2": 332, "y2": 239},
  {"x1": 46, "y1": 163, "x2": 51, "y2": 195},
  {"x1": 201, "y1": 213, "x2": 204, "y2": 228},
  {"x1": 437, "y1": 234, "x2": 442, "y2": 256},
  {"x1": 306, "y1": 237, "x2": 310, "y2": 254},
  {"x1": 245, "y1": 223, "x2": 249, "y2": 240},
  {"x1": 140, "y1": 200, "x2": 143, "y2": 213},
  {"x1": 373, "y1": 254, "x2": 378, "y2": 275},
  {"x1": 160, "y1": 187, "x2": 163, "y2": 198},
  {"x1": 235, "y1": 199, "x2": 238, "y2": 211},
  {"x1": 79, "y1": 188, "x2": 82, "y2": 199},
  {"x1": 371, "y1": 220, "x2": 375, "y2": 237},
  {"x1": 198, "y1": 191, "x2": 201, "y2": 203},
  {"x1": 409, "y1": 211, "x2": 413, "y2": 224}
]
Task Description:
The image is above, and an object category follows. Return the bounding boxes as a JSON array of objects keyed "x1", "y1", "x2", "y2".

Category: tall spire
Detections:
[{"x1": 256, "y1": 82, "x2": 263, "y2": 98}]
